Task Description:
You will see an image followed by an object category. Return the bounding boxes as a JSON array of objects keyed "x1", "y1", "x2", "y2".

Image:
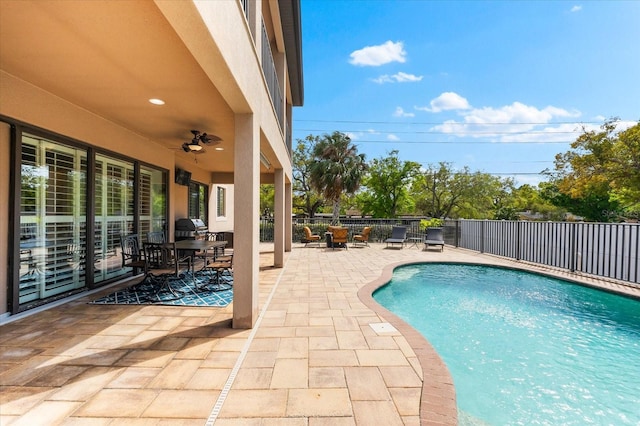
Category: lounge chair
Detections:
[
  {"x1": 353, "y1": 226, "x2": 371, "y2": 247},
  {"x1": 385, "y1": 226, "x2": 407, "y2": 248},
  {"x1": 327, "y1": 226, "x2": 348, "y2": 249},
  {"x1": 302, "y1": 226, "x2": 322, "y2": 247},
  {"x1": 424, "y1": 227, "x2": 445, "y2": 252}
]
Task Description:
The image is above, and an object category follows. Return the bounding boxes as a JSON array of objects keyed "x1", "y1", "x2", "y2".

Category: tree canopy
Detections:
[
  {"x1": 358, "y1": 150, "x2": 420, "y2": 218},
  {"x1": 308, "y1": 131, "x2": 367, "y2": 224},
  {"x1": 546, "y1": 119, "x2": 640, "y2": 221},
  {"x1": 292, "y1": 135, "x2": 324, "y2": 217}
]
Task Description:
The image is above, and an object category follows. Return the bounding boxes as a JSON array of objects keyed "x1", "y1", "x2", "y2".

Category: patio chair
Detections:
[
  {"x1": 327, "y1": 226, "x2": 348, "y2": 250},
  {"x1": 196, "y1": 231, "x2": 218, "y2": 266},
  {"x1": 200, "y1": 254, "x2": 233, "y2": 291},
  {"x1": 424, "y1": 227, "x2": 445, "y2": 252},
  {"x1": 352, "y1": 226, "x2": 371, "y2": 247},
  {"x1": 146, "y1": 231, "x2": 165, "y2": 243},
  {"x1": 143, "y1": 242, "x2": 193, "y2": 299},
  {"x1": 385, "y1": 226, "x2": 407, "y2": 249},
  {"x1": 120, "y1": 234, "x2": 146, "y2": 271},
  {"x1": 302, "y1": 226, "x2": 322, "y2": 247}
]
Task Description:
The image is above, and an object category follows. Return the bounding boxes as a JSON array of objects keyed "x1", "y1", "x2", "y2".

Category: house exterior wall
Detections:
[{"x1": 0, "y1": 122, "x2": 9, "y2": 314}]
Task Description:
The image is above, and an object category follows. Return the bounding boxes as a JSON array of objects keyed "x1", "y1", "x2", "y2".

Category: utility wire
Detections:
[
  {"x1": 293, "y1": 119, "x2": 607, "y2": 125},
  {"x1": 295, "y1": 139, "x2": 574, "y2": 144},
  {"x1": 295, "y1": 128, "x2": 583, "y2": 135}
]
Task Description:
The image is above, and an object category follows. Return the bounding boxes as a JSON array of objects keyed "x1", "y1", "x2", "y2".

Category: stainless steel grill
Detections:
[{"x1": 175, "y1": 218, "x2": 208, "y2": 241}]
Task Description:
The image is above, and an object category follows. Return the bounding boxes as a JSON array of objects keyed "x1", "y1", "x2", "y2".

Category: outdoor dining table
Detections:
[{"x1": 173, "y1": 239, "x2": 227, "y2": 262}]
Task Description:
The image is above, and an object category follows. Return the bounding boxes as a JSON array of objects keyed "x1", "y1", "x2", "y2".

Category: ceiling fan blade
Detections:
[{"x1": 201, "y1": 134, "x2": 222, "y2": 144}]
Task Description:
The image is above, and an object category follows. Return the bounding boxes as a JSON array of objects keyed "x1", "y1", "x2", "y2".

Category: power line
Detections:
[
  {"x1": 295, "y1": 128, "x2": 582, "y2": 135},
  {"x1": 302, "y1": 139, "x2": 574, "y2": 144},
  {"x1": 293, "y1": 119, "x2": 607, "y2": 126}
]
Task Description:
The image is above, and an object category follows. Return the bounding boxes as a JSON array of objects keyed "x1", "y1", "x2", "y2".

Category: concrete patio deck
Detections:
[{"x1": 2, "y1": 243, "x2": 638, "y2": 425}]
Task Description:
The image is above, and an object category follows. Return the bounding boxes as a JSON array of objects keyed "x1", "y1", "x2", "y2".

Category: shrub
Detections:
[{"x1": 419, "y1": 218, "x2": 443, "y2": 230}]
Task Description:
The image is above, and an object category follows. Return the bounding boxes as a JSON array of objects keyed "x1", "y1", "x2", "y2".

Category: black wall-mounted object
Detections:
[{"x1": 175, "y1": 168, "x2": 191, "y2": 186}]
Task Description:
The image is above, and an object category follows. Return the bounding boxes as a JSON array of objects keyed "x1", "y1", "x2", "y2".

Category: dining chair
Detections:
[
  {"x1": 143, "y1": 242, "x2": 192, "y2": 300},
  {"x1": 120, "y1": 234, "x2": 146, "y2": 271},
  {"x1": 199, "y1": 254, "x2": 233, "y2": 291}
]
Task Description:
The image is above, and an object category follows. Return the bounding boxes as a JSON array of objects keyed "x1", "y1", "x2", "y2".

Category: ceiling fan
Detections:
[{"x1": 181, "y1": 130, "x2": 222, "y2": 153}]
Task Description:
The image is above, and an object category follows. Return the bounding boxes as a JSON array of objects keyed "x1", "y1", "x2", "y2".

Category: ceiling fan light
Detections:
[{"x1": 188, "y1": 143, "x2": 203, "y2": 151}]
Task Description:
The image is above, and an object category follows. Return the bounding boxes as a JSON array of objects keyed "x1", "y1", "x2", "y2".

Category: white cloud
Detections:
[
  {"x1": 372, "y1": 75, "x2": 394, "y2": 84},
  {"x1": 571, "y1": 5, "x2": 582, "y2": 12},
  {"x1": 394, "y1": 72, "x2": 422, "y2": 82},
  {"x1": 416, "y1": 92, "x2": 471, "y2": 113},
  {"x1": 349, "y1": 41, "x2": 406, "y2": 66},
  {"x1": 372, "y1": 72, "x2": 423, "y2": 84},
  {"x1": 387, "y1": 134, "x2": 400, "y2": 141},
  {"x1": 431, "y1": 101, "x2": 585, "y2": 143},
  {"x1": 393, "y1": 106, "x2": 415, "y2": 118}
]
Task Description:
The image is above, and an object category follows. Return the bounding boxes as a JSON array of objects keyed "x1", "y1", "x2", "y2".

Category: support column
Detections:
[
  {"x1": 274, "y1": 168, "x2": 285, "y2": 267},
  {"x1": 285, "y1": 181, "x2": 292, "y2": 252},
  {"x1": 233, "y1": 114, "x2": 259, "y2": 329}
]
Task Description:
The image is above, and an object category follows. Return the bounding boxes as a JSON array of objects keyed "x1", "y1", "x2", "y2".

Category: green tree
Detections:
[
  {"x1": 544, "y1": 119, "x2": 639, "y2": 221},
  {"x1": 292, "y1": 135, "x2": 324, "y2": 217},
  {"x1": 309, "y1": 131, "x2": 367, "y2": 224},
  {"x1": 358, "y1": 150, "x2": 421, "y2": 218},
  {"x1": 539, "y1": 181, "x2": 620, "y2": 222},
  {"x1": 412, "y1": 162, "x2": 519, "y2": 219},
  {"x1": 259, "y1": 184, "x2": 274, "y2": 217},
  {"x1": 512, "y1": 184, "x2": 566, "y2": 221},
  {"x1": 411, "y1": 162, "x2": 465, "y2": 218}
]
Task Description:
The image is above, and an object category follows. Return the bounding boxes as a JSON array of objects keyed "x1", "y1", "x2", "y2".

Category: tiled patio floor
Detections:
[{"x1": 2, "y1": 243, "x2": 638, "y2": 425}]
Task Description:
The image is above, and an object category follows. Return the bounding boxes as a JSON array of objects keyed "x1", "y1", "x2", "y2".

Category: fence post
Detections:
[
  {"x1": 455, "y1": 220, "x2": 460, "y2": 247},
  {"x1": 480, "y1": 220, "x2": 485, "y2": 253},
  {"x1": 516, "y1": 221, "x2": 521, "y2": 261},
  {"x1": 570, "y1": 222, "x2": 576, "y2": 272}
]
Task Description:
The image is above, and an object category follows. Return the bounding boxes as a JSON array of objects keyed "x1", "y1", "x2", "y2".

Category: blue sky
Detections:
[{"x1": 293, "y1": 0, "x2": 640, "y2": 186}]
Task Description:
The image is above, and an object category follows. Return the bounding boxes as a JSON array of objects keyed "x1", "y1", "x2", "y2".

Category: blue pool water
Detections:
[{"x1": 373, "y1": 263, "x2": 640, "y2": 425}]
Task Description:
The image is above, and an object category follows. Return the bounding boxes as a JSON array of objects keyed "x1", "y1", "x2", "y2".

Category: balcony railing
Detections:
[{"x1": 261, "y1": 20, "x2": 284, "y2": 132}]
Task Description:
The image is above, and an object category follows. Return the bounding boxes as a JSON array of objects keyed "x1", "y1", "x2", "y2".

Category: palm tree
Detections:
[{"x1": 309, "y1": 131, "x2": 367, "y2": 225}]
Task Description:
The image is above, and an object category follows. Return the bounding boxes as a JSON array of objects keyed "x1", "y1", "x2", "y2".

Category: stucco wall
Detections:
[
  {"x1": 0, "y1": 122, "x2": 10, "y2": 315},
  {"x1": 0, "y1": 71, "x2": 192, "y2": 314}
]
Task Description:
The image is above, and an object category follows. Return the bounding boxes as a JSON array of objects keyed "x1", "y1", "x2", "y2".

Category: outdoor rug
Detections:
[{"x1": 90, "y1": 272, "x2": 233, "y2": 307}]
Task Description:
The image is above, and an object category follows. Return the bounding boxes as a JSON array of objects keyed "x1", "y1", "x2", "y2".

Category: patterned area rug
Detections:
[{"x1": 90, "y1": 272, "x2": 233, "y2": 307}]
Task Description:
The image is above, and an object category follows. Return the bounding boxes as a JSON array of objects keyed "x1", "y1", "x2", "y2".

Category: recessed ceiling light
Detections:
[
  {"x1": 149, "y1": 98, "x2": 165, "y2": 105},
  {"x1": 215, "y1": 147, "x2": 224, "y2": 151}
]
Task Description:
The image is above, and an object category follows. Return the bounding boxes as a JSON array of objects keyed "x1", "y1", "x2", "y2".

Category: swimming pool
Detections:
[{"x1": 373, "y1": 263, "x2": 640, "y2": 425}]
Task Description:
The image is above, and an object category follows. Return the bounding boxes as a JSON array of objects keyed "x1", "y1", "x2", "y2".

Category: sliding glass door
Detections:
[
  {"x1": 20, "y1": 135, "x2": 87, "y2": 303},
  {"x1": 93, "y1": 154, "x2": 134, "y2": 282},
  {"x1": 16, "y1": 130, "x2": 168, "y2": 309}
]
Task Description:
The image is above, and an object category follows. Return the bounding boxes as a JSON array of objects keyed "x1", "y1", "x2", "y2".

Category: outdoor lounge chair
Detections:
[
  {"x1": 424, "y1": 227, "x2": 445, "y2": 252},
  {"x1": 327, "y1": 226, "x2": 348, "y2": 249},
  {"x1": 353, "y1": 226, "x2": 371, "y2": 247},
  {"x1": 385, "y1": 226, "x2": 407, "y2": 248},
  {"x1": 302, "y1": 226, "x2": 322, "y2": 247}
]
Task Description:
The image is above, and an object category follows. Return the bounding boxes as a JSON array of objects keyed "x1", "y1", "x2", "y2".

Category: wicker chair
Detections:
[
  {"x1": 327, "y1": 226, "x2": 348, "y2": 250},
  {"x1": 302, "y1": 226, "x2": 322, "y2": 247},
  {"x1": 353, "y1": 226, "x2": 371, "y2": 247}
]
